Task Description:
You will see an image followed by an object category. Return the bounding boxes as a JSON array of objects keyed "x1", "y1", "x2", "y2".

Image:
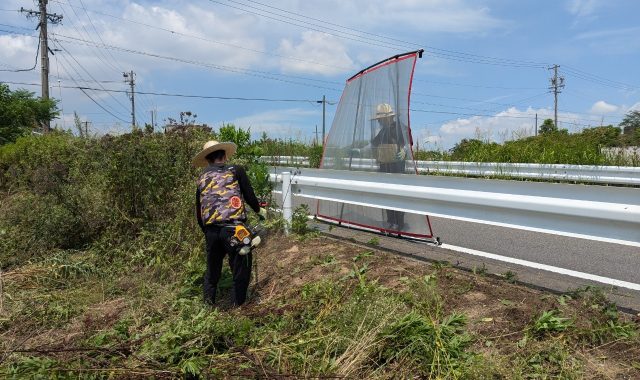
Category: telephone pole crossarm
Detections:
[
  {"x1": 316, "y1": 95, "x2": 326, "y2": 146},
  {"x1": 123, "y1": 71, "x2": 136, "y2": 127},
  {"x1": 548, "y1": 64, "x2": 565, "y2": 130},
  {"x1": 21, "y1": 0, "x2": 63, "y2": 133}
]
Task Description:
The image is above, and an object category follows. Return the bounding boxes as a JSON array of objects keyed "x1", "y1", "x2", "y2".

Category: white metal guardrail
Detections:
[
  {"x1": 269, "y1": 166, "x2": 640, "y2": 247},
  {"x1": 260, "y1": 156, "x2": 640, "y2": 186}
]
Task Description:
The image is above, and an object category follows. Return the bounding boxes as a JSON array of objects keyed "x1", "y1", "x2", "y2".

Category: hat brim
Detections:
[
  {"x1": 371, "y1": 112, "x2": 396, "y2": 120},
  {"x1": 192, "y1": 142, "x2": 237, "y2": 167}
]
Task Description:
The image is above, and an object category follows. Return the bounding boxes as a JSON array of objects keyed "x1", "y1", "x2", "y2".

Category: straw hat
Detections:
[
  {"x1": 371, "y1": 103, "x2": 396, "y2": 120},
  {"x1": 192, "y1": 140, "x2": 237, "y2": 167}
]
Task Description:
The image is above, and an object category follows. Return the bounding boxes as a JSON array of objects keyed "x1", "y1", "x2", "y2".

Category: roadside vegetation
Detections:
[
  {"x1": 414, "y1": 121, "x2": 640, "y2": 166},
  {"x1": 1, "y1": 129, "x2": 639, "y2": 378},
  {"x1": 255, "y1": 119, "x2": 640, "y2": 168}
]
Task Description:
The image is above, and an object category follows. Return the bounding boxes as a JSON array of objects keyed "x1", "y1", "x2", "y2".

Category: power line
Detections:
[
  {"x1": 221, "y1": 0, "x2": 638, "y2": 84},
  {"x1": 52, "y1": 54, "x2": 129, "y2": 120},
  {"x1": 0, "y1": 81, "x2": 329, "y2": 103},
  {"x1": 51, "y1": 33, "x2": 343, "y2": 91},
  {"x1": 44, "y1": 0, "x2": 553, "y2": 93},
  {"x1": 20, "y1": 0, "x2": 64, "y2": 132},
  {"x1": 53, "y1": 38, "x2": 131, "y2": 113},
  {"x1": 57, "y1": 1, "x2": 146, "y2": 126},
  {"x1": 55, "y1": 0, "x2": 144, "y2": 123},
  {"x1": 229, "y1": 0, "x2": 550, "y2": 68},
  {"x1": 77, "y1": 86, "x2": 129, "y2": 123},
  {"x1": 561, "y1": 67, "x2": 637, "y2": 91},
  {"x1": 414, "y1": 78, "x2": 546, "y2": 90},
  {"x1": 0, "y1": 36, "x2": 39, "y2": 72},
  {"x1": 50, "y1": 39, "x2": 131, "y2": 120},
  {"x1": 209, "y1": 0, "x2": 404, "y2": 52},
  {"x1": 0, "y1": 23, "x2": 34, "y2": 31},
  {"x1": 10, "y1": 5, "x2": 636, "y2": 93},
  {"x1": 47, "y1": 0, "x2": 354, "y2": 73},
  {"x1": 412, "y1": 91, "x2": 540, "y2": 108},
  {"x1": 562, "y1": 65, "x2": 638, "y2": 91},
  {"x1": 210, "y1": 0, "x2": 548, "y2": 68},
  {"x1": 75, "y1": 0, "x2": 124, "y2": 73},
  {"x1": 4, "y1": 79, "x2": 611, "y2": 128}
]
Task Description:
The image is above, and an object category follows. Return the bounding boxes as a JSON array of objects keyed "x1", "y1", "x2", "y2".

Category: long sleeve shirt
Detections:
[{"x1": 195, "y1": 164, "x2": 260, "y2": 231}]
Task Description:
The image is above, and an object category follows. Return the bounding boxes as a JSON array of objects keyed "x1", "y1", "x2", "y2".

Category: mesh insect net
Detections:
[{"x1": 317, "y1": 50, "x2": 434, "y2": 239}]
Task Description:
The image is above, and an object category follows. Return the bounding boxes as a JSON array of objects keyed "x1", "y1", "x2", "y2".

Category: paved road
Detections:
[{"x1": 430, "y1": 216, "x2": 640, "y2": 286}]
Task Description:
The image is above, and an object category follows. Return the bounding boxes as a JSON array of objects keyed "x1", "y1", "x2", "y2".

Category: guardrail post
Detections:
[{"x1": 282, "y1": 171, "x2": 293, "y2": 235}]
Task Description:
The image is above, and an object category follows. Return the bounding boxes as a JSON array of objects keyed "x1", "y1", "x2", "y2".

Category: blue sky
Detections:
[{"x1": 1, "y1": 0, "x2": 639, "y2": 150}]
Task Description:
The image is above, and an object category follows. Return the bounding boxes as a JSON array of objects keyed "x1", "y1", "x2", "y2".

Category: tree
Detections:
[
  {"x1": 619, "y1": 110, "x2": 640, "y2": 135},
  {"x1": 580, "y1": 125, "x2": 620, "y2": 147},
  {"x1": 539, "y1": 118, "x2": 557, "y2": 135},
  {"x1": 0, "y1": 84, "x2": 59, "y2": 145}
]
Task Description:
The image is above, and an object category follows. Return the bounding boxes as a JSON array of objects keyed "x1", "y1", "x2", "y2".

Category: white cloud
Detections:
[
  {"x1": 434, "y1": 106, "x2": 608, "y2": 149},
  {"x1": 424, "y1": 135, "x2": 443, "y2": 144},
  {"x1": 414, "y1": 131, "x2": 444, "y2": 149},
  {"x1": 229, "y1": 108, "x2": 319, "y2": 139},
  {"x1": 589, "y1": 100, "x2": 618, "y2": 114},
  {"x1": 107, "y1": 3, "x2": 265, "y2": 70},
  {"x1": 567, "y1": 0, "x2": 603, "y2": 18},
  {"x1": 1, "y1": 0, "x2": 507, "y2": 81},
  {"x1": 572, "y1": 26, "x2": 640, "y2": 54},
  {"x1": 0, "y1": 35, "x2": 38, "y2": 70},
  {"x1": 441, "y1": 117, "x2": 478, "y2": 135},
  {"x1": 575, "y1": 26, "x2": 640, "y2": 40},
  {"x1": 278, "y1": 31, "x2": 355, "y2": 76},
  {"x1": 359, "y1": 0, "x2": 507, "y2": 34},
  {"x1": 1, "y1": 1, "x2": 268, "y2": 82}
]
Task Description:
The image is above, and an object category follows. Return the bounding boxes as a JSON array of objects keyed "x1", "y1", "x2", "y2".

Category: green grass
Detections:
[{"x1": 1, "y1": 130, "x2": 639, "y2": 379}]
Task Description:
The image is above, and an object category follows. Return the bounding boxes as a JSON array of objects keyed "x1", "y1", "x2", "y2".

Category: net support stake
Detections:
[{"x1": 282, "y1": 171, "x2": 293, "y2": 235}]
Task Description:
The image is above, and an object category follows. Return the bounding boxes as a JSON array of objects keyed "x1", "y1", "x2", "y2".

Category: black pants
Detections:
[
  {"x1": 203, "y1": 225, "x2": 253, "y2": 306},
  {"x1": 379, "y1": 161, "x2": 405, "y2": 229}
]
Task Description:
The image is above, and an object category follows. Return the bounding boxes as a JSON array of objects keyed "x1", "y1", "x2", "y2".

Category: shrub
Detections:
[{"x1": 0, "y1": 192, "x2": 82, "y2": 267}]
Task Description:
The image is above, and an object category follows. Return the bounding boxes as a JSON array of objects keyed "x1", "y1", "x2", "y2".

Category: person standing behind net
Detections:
[
  {"x1": 371, "y1": 103, "x2": 407, "y2": 231},
  {"x1": 193, "y1": 140, "x2": 267, "y2": 306}
]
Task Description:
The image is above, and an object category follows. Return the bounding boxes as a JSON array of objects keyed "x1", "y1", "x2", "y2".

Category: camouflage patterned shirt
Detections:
[{"x1": 196, "y1": 164, "x2": 260, "y2": 228}]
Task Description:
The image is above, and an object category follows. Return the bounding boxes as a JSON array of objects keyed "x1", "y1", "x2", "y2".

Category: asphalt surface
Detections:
[
  {"x1": 288, "y1": 197, "x2": 640, "y2": 312},
  {"x1": 430, "y1": 217, "x2": 640, "y2": 286}
]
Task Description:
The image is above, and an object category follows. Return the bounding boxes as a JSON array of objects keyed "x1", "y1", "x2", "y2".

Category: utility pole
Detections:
[
  {"x1": 317, "y1": 95, "x2": 326, "y2": 146},
  {"x1": 83, "y1": 121, "x2": 90, "y2": 137},
  {"x1": 548, "y1": 64, "x2": 565, "y2": 130},
  {"x1": 535, "y1": 113, "x2": 538, "y2": 136},
  {"x1": 21, "y1": 1, "x2": 63, "y2": 133},
  {"x1": 313, "y1": 125, "x2": 320, "y2": 146},
  {"x1": 123, "y1": 70, "x2": 136, "y2": 127}
]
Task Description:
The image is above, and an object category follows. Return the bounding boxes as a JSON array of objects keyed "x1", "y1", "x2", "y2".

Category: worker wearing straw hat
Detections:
[
  {"x1": 371, "y1": 103, "x2": 407, "y2": 231},
  {"x1": 193, "y1": 140, "x2": 267, "y2": 306}
]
